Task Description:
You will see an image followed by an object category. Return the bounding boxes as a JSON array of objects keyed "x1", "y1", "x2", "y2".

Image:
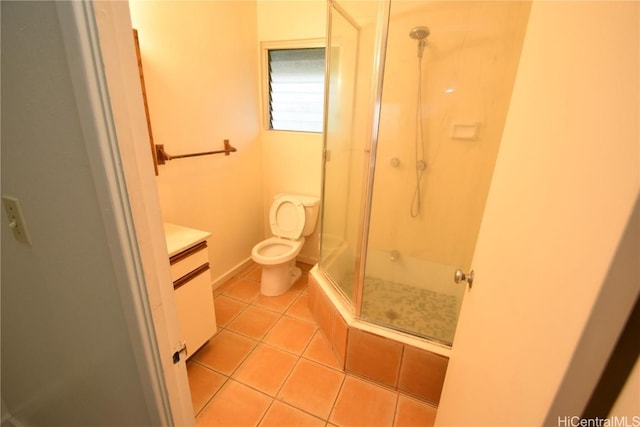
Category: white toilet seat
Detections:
[
  {"x1": 251, "y1": 236, "x2": 304, "y2": 266},
  {"x1": 269, "y1": 195, "x2": 305, "y2": 239}
]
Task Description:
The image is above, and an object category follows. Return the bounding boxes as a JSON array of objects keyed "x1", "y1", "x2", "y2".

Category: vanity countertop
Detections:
[{"x1": 164, "y1": 223, "x2": 212, "y2": 257}]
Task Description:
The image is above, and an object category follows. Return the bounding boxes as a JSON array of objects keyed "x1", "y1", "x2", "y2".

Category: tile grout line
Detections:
[
  {"x1": 190, "y1": 323, "x2": 261, "y2": 420},
  {"x1": 190, "y1": 325, "x2": 260, "y2": 378},
  {"x1": 272, "y1": 356, "x2": 338, "y2": 424},
  {"x1": 255, "y1": 397, "x2": 275, "y2": 427},
  {"x1": 197, "y1": 264, "x2": 348, "y2": 425},
  {"x1": 299, "y1": 329, "x2": 341, "y2": 370},
  {"x1": 250, "y1": 269, "x2": 341, "y2": 425},
  {"x1": 226, "y1": 269, "x2": 327, "y2": 425},
  {"x1": 192, "y1": 370, "x2": 231, "y2": 420},
  {"x1": 390, "y1": 385, "x2": 401, "y2": 427},
  {"x1": 253, "y1": 341, "x2": 305, "y2": 426},
  {"x1": 325, "y1": 370, "x2": 348, "y2": 425},
  {"x1": 223, "y1": 285, "x2": 314, "y2": 348},
  {"x1": 215, "y1": 296, "x2": 251, "y2": 329}
]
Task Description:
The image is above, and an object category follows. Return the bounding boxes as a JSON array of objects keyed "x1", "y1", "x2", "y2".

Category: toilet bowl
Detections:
[
  {"x1": 251, "y1": 237, "x2": 304, "y2": 296},
  {"x1": 251, "y1": 237, "x2": 304, "y2": 266},
  {"x1": 251, "y1": 194, "x2": 320, "y2": 296}
]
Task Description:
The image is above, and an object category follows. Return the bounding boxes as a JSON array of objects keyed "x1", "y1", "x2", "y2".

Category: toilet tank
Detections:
[{"x1": 275, "y1": 193, "x2": 320, "y2": 237}]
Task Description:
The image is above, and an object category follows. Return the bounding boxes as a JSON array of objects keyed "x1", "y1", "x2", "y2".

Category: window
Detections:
[{"x1": 264, "y1": 44, "x2": 325, "y2": 133}]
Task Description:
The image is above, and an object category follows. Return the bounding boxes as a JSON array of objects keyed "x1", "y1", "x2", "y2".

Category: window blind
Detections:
[{"x1": 268, "y1": 48, "x2": 325, "y2": 132}]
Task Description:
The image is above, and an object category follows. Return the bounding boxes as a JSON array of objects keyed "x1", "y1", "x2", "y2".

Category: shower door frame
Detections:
[
  {"x1": 318, "y1": 0, "x2": 358, "y2": 309},
  {"x1": 319, "y1": 0, "x2": 392, "y2": 317},
  {"x1": 351, "y1": 0, "x2": 391, "y2": 317}
]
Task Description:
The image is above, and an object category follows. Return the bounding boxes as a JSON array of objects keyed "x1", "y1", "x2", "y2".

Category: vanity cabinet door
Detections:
[{"x1": 173, "y1": 267, "x2": 216, "y2": 357}]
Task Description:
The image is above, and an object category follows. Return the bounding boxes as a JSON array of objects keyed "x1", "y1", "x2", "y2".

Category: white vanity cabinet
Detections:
[{"x1": 164, "y1": 223, "x2": 216, "y2": 358}]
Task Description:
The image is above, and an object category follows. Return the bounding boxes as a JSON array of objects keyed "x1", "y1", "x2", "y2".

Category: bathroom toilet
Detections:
[{"x1": 251, "y1": 193, "x2": 320, "y2": 296}]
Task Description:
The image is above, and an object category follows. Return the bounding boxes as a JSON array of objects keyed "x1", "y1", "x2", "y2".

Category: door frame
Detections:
[{"x1": 55, "y1": 1, "x2": 194, "y2": 424}]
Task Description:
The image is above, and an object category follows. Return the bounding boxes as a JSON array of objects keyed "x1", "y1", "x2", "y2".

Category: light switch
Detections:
[{"x1": 2, "y1": 195, "x2": 32, "y2": 245}]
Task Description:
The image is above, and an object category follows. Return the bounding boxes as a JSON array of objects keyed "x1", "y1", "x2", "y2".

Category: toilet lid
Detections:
[{"x1": 270, "y1": 195, "x2": 305, "y2": 239}]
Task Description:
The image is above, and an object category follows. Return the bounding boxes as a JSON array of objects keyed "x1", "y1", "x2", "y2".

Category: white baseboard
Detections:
[{"x1": 211, "y1": 257, "x2": 254, "y2": 290}]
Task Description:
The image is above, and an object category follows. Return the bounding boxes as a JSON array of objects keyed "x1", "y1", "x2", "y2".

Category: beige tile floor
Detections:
[{"x1": 188, "y1": 262, "x2": 437, "y2": 427}]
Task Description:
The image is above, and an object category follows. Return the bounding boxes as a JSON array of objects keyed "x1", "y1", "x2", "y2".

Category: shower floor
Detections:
[{"x1": 339, "y1": 273, "x2": 458, "y2": 344}]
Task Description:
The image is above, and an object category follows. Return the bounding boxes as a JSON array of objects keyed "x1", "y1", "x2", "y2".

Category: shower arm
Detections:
[{"x1": 155, "y1": 139, "x2": 237, "y2": 165}]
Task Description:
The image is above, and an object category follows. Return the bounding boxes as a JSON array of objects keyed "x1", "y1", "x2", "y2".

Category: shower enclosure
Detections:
[{"x1": 318, "y1": 0, "x2": 530, "y2": 346}]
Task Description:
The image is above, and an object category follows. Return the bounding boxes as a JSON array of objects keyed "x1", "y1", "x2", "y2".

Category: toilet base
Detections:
[{"x1": 260, "y1": 260, "x2": 301, "y2": 296}]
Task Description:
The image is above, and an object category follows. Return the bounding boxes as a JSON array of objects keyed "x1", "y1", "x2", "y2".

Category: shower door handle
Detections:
[{"x1": 454, "y1": 269, "x2": 474, "y2": 288}]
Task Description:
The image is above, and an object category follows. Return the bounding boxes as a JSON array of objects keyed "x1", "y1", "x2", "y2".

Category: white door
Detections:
[
  {"x1": 87, "y1": 1, "x2": 195, "y2": 424},
  {"x1": 436, "y1": 2, "x2": 639, "y2": 425}
]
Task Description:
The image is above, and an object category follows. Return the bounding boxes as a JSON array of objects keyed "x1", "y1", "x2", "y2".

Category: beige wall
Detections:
[
  {"x1": 256, "y1": 0, "x2": 326, "y2": 262},
  {"x1": 129, "y1": 1, "x2": 264, "y2": 282},
  {"x1": 129, "y1": 0, "x2": 327, "y2": 275}
]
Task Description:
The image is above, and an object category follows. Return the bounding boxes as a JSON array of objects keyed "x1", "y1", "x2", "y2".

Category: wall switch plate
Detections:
[{"x1": 2, "y1": 195, "x2": 32, "y2": 245}]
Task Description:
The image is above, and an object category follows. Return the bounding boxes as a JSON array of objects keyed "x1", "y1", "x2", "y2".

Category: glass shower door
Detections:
[
  {"x1": 318, "y1": 1, "x2": 364, "y2": 303},
  {"x1": 362, "y1": 0, "x2": 531, "y2": 344}
]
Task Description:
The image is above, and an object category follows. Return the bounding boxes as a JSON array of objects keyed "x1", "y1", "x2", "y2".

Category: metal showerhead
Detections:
[
  {"x1": 409, "y1": 26, "x2": 430, "y2": 58},
  {"x1": 409, "y1": 26, "x2": 430, "y2": 40}
]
